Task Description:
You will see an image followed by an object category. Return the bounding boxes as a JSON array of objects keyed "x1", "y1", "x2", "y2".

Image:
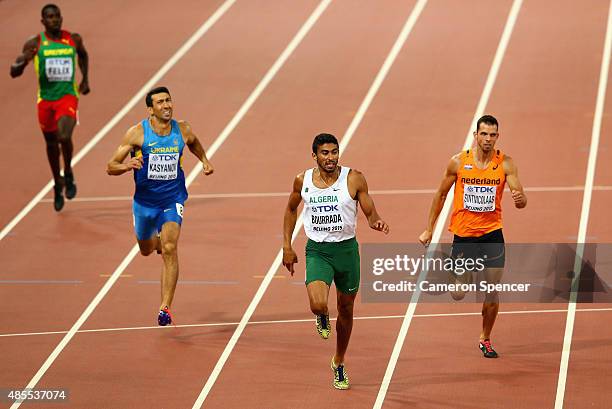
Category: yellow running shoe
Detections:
[
  {"x1": 316, "y1": 314, "x2": 331, "y2": 339},
  {"x1": 331, "y1": 357, "x2": 350, "y2": 390}
]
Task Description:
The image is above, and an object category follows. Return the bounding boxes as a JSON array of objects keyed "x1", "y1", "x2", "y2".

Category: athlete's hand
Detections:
[
  {"x1": 370, "y1": 219, "x2": 390, "y2": 234},
  {"x1": 419, "y1": 229, "x2": 432, "y2": 247},
  {"x1": 202, "y1": 160, "x2": 214, "y2": 175},
  {"x1": 282, "y1": 247, "x2": 298, "y2": 276},
  {"x1": 511, "y1": 189, "x2": 526, "y2": 208},
  {"x1": 79, "y1": 80, "x2": 90, "y2": 95},
  {"x1": 125, "y1": 156, "x2": 143, "y2": 171}
]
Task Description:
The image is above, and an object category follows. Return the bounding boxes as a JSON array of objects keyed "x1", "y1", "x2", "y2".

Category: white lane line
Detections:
[
  {"x1": 373, "y1": 1, "x2": 524, "y2": 408},
  {"x1": 0, "y1": 0, "x2": 237, "y2": 242},
  {"x1": 36, "y1": 184, "x2": 612, "y2": 203},
  {"x1": 3, "y1": 307, "x2": 612, "y2": 339},
  {"x1": 190, "y1": 1, "x2": 428, "y2": 407},
  {"x1": 8, "y1": 1, "x2": 326, "y2": 406},
  {"x1": 0, "y1": 280, "x2": 83, "y2": 284},
  {"x1": 136, "y1": 280, "x2": 239, "y2": 285},
  {"x1": 554, "y1": 1, "x2": 612, "y2": 408}
]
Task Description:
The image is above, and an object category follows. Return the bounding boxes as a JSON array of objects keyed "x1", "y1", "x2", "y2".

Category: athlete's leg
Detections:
[
  {"x1": 39, "y1": 101, "x2": 62, "y2": 183},
  {"x1": 52, "y1": 94, "x2": 79, "y2": 198},
  {"x1": 134, "y1": 201, "x2": 162, "y2": 256},
  {"x1": 449, "y1": 270, "x2": 472, "y2": 301},
  {"x1": 137, "y1": 235, "x2": 161, "y2": 256},
  {"x1": 307, "y1": 281, "x2": 332, "y2": 339},
  {"x1": 42, "y1": 131, "x2": 65, "y2": 211},
  {"x1": 479, "y1": 233, "x2": 505, "y2": 341},
  {"x1": 307, "y1": 281, "x2": 331, "y2": 315},
  {"x1": 481, "y1": 267, "x2": 502, "y2": 341},
  {"x1": 305, "y1": 241, "x2": 335, "y2": 339},
  {"x1": 334, "y1": 290, "x2": 357, "y2": 366},
  {"x1": 42, "y1": 132, "x2": 62, "y2": 183},
  {"x1": 330, "y1": 238, "x2": 359, "y2": 369},
  {"x1": 449, "y1": 240, "x2": 475, "y2": 301},
  {"x1": 56, "y1": 114, "x2": 78, "y2": 200},
  {"x1": 159, "y1": 221, "x2": 181, "y2": 309},
  {"x1": 57, "y1": 115, "x2": 76, "y2": 174}
]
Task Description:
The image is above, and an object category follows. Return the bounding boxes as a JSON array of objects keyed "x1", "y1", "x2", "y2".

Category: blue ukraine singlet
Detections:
[{"x1": 133, "y1": 119, "x2": 187, "y2": 208}]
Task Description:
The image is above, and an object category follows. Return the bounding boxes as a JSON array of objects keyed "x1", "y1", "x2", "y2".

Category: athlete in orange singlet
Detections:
[{"x1": 419, "y1": 115, "x2": 527, "y2": 358}]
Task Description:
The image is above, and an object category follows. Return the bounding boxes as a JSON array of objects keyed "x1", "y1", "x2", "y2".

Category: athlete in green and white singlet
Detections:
[{"x1": 283, "y1": 133, "x2": 389, "y2": 390}]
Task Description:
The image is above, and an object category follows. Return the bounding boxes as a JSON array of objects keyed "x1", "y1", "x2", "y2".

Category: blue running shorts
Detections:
[{"x1": 132, "y1": 200, "x2": 184, "y2": 240}]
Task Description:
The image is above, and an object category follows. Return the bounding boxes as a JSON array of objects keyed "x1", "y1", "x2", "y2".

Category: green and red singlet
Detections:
[{"x1": 34, "y1": 30, "x2": 78, "y2": 102}]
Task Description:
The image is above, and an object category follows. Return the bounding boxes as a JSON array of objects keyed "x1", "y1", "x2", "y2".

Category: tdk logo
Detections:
[
  {"x1": 470, "y1": 186, "x2": 494, "y2": 193},
  {"x1": 313, "y1": 205, "x2": 339, "y2": 212},
  {"x1": 151, "y1": 154, "x2": 178, "y2": 162}
]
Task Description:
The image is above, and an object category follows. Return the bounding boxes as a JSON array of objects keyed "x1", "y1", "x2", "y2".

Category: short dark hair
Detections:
[
  {"x1": 41, "y1": 4, "x2": 60, "y2": 18},
  {"x1": 312, "y1": 133, "x2": 339, "y2": 154},
  {"x1": 145, "y1": 86, "x2": 171, "y2": 107},
  {"x1": 476, "y1": 115, "x2": 499, "y2": 132}
]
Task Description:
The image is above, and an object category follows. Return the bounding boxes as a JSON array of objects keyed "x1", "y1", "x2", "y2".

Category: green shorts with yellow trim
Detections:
[{"x1": 305, "y1": 237, "x2": 360, "y2": 295}]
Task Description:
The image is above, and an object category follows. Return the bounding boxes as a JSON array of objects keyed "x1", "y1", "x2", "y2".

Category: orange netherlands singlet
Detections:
[{"x1": 449, "y1": 149, "x2": 505, "y2": 237}]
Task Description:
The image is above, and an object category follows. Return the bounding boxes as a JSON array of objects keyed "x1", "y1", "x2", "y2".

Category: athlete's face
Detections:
[
  {"x1": 313, "y1": 143, "x2": 339, "y2": 173},
  {"x1": 474, "y1": 123, "x2": 499, "y2": 153},
  {"x1": 148, "y1": 93, "x2": 173, "y2": 121},
  {"x1": 41, "y1": 8, "x2": 62, "y2": 33}
]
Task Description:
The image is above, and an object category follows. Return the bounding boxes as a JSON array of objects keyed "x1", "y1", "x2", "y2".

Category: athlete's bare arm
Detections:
[
  {"x1": 350, "y1": 170, "x2": 390, "y2": 234},
  {"x1": 71, "y1": 33, "x2": 90, "y2": 95},
  {"x1": 179, "y1": 121, "x2": 214, "y2": 176},
  {"x1": 282, "y1": 173, "x2": 304, "y2": 275},
  {"x1": 106, "y1": 125, "x2": 145, "y2": 176},
  {"x1": 419, "y1": 154, "x2": 461, "y2": 246},
  {"x1": 503, "y1": 155, "x2": 527, "y2": 208},
  {"x1": 10, "y1": 36, "x2": 38, "y2": 78}
]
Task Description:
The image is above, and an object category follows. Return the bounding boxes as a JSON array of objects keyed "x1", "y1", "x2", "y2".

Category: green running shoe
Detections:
[
  {"x1": 331, "y1": 358, "x2": 350, "y2": 390},
  {"x1": 316, "y1": 314, "x2": 331, "y2": 339}
]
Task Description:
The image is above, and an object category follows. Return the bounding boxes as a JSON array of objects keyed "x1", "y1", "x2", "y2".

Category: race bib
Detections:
[
  {"x1": 463, "y1": 184, "x2": 496, "y2": 212},
  {"x1": 45, "y1": 58, "x2": 73, "y2": 82},
  {"x1": 148, "y1": 153, "x2": 179, "y2": 180},
  {"x1": 309, "y1": 194, "x2": 344, "y2": 233}
]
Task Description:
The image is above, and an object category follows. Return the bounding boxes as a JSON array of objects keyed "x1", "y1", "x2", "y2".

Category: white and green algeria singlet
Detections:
[{"x1": 301, "y1": 167, "x2": 358, "y2": 242}]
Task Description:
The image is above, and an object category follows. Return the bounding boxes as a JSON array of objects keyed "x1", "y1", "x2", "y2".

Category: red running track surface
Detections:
[{"x1": 1, "y1": 0, "x2": 611, "y2": 408}]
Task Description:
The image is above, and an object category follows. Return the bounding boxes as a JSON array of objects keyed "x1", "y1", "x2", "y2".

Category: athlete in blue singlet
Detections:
[{"x1": 107, "y1": 86, "x2": 214, "y2": 325}]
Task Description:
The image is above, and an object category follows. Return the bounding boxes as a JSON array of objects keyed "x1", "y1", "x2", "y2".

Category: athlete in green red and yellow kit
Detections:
[
  {"x1": 283, "y1": 133, "x2": 389, "y2": 390},
  {"x1": 10, "y1": 3, "x2": 90, "y2": 211}
]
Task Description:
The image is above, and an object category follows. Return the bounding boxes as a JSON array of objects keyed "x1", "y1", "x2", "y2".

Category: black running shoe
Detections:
[
  {"x1": 64, "y1": 171, "x2": 77, "y2": 200},
  {"x1": 479, "y1": 339, "x2": 498, "y2": 358},
  {"x1": 53, "y1": 183, "x2": 65, "y2": 212},
  {"x1": 158, "y1": 306, "x2": 173, "y2": 326}
]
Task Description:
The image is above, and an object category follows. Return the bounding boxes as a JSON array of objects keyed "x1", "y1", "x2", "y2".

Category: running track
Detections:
[{"x1": 1, "y1": 1, "x2": 611, "y2": 408}]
